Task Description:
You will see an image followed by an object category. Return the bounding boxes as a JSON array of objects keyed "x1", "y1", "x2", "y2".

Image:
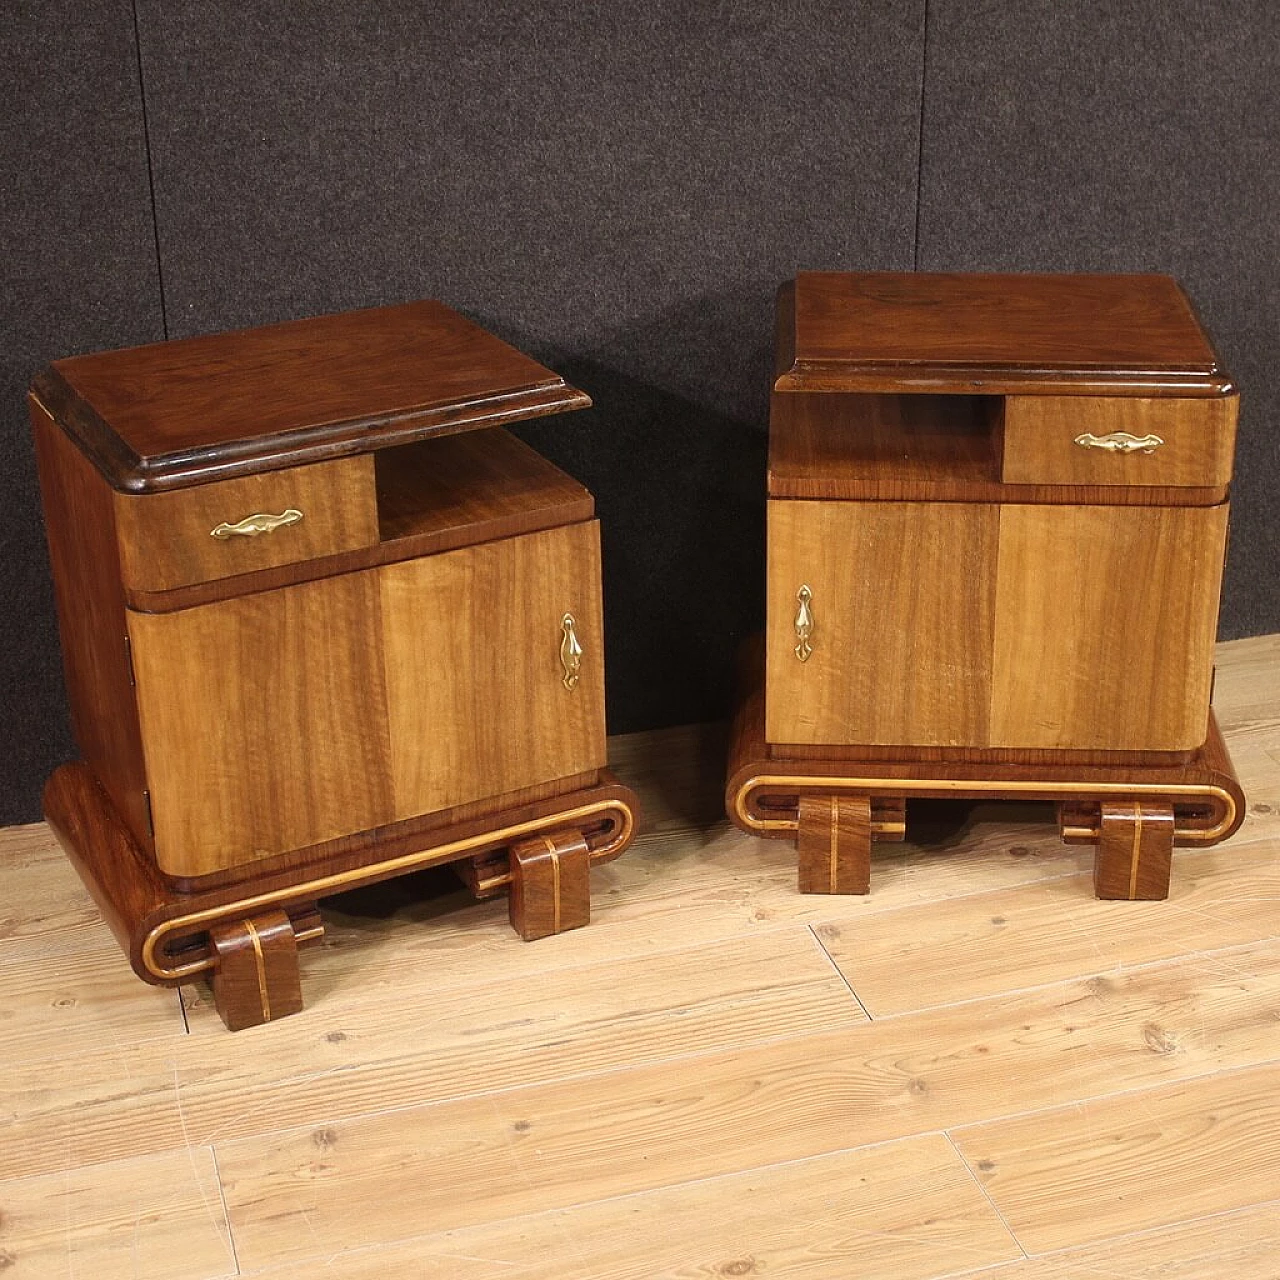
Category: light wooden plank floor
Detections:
[{"x1": 1, "y1": 633, "x2": 1278, "y2": 1278}]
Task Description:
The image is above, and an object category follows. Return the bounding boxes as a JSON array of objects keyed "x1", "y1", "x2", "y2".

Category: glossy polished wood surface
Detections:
[
  {"x1": 768, "y1": 392, "x2": 1228, "y2": 505},
  {"x1": 381, "y1": 522, "x2": 607, "y2": 819},
  {"x1": 991, "y1": 503, "x2": 1227, "y2": 751},
  {"x1": 128, "y1": 570, "x2": 396, "y2": 877},
  {"x1": 37, "y1": 300, "x2": 591, "y2": 492},
  {"x1": 767, "y1": 500, "x2": 998, "y2": 746},
  {"x1": 29, "y1": 402, "x2": 153, "y2": 852},
  {"x1": 1003, "y1": 393, "x2": 1238, "y2": 488},
  {"x1": 126, "y1": 428, "x2": 593, "y2": 614},
  {"x1": 777, "y1": 272, "x2": 1231, "y2": 395},
  {"x1": 115, "y1": 454, "x2": 379, "y2": 592}
]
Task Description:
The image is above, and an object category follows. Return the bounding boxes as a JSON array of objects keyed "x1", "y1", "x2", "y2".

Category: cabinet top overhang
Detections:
[
  {"x1": 30, "y1": 300, "x2": 591, "y2": 493},
  {"x1": 775, "y1": 272, "x2": 1232, "y2": 397}
]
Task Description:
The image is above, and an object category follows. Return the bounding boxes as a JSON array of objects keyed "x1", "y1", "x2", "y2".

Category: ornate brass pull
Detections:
[
  {"x1": 560, "y1": 613, "x2": 583, "y2": 690},
  {"x1": 794, "y1": 585, "x2": 814, "y2": 662},
  {"x1": 210, "y1": 509, "x2": 304, "y2": 539},
  {"x1": 1073, "y1": 432, "x2": 1164, "y2": 455}
]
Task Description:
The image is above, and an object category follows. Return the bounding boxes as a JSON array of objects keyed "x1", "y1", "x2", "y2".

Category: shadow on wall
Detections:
[{"x1": 511, "y1": 291, "x2": 773, "y2": 735}]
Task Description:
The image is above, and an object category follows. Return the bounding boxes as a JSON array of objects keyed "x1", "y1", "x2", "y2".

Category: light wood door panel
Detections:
[
  {"x1": 766, "y1": 500, "x2": 998, "y2": 745},
  {"x1": 128, "y1": 572, "x2": 395, "y2": 878},
  {"x1": 380, "y1": 522, "x2": 606, "y2": 817},
  {"x1": 991, "y1": 503, "x2": 1227, "y2": 750}
]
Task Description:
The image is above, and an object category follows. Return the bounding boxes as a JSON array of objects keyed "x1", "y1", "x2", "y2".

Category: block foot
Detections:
[
  {"x1": 209, "y1": 909, "x2": 305, "y2": 1031},
  {"x1": 1093, "y1": 801, "x2": 1175, "y2": 900},
  {"x1": 798, "y1": 795, "x2": 872, "y2": 895},
  {"x1": 508, "y1": 829, "x2": 591, "y2": 940}
]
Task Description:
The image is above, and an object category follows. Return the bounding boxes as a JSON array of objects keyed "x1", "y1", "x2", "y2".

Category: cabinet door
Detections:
[
  {"x1": 379, "y1": 521, "x2": 607, "y2": 817},
  {"x1": 128, "y1": 571, "x2": 396, "y2": 878},
  {"x1": 766, "y1": 500, "x2": 999, "y2": 745},
  {"x1": 990, "y1": 503, "x2": 1227, "y2": 750}
]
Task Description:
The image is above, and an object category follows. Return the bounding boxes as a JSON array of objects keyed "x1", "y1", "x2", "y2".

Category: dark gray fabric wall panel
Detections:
[
  {"x1": 917, "y1": 0, "x2": 1280, "y2": 640},
  {"x1": 135, "y1": 0, "x2": 925, "y2": 735},
  {"x1": 0, "y1": 1, "x2": 163, "y2": 824}
]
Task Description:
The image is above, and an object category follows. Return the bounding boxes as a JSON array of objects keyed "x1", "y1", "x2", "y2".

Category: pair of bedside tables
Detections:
[{"x1": 32, "y1": 273, "x2": 1244, "y2": 1031}]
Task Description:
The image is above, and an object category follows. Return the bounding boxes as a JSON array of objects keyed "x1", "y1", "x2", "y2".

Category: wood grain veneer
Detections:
[
  {"x1": 990, "y1": 503, "x2": 1228, "y2": 751},
  {"x1": 115, "y1": 454, "x2": 378, "y2": 592},
  {"x1": 776, "y1": 272, "x2": 1232, "y2": 396},
  {"x1": 35, "y1": 300, "x2": 591, "y2": 492},
  {"x1": 30, "y1": 403, "x2": 152, "y2": 852},
  {"x1": 1003, "y1": 394, "x2": 1238, "y2": 488},
  {"x1": 380, "y1": 521, "x2": 607, "y2": 818},
  {"x1": 127, "y1": 570, "x2": 396, "y2": 877},
  {"x1": 766, "y1": 499, "x2": 998, "y2": 746},
  {"x1": 768, "y1": 392, "x2": 1228, "y2": 505}
]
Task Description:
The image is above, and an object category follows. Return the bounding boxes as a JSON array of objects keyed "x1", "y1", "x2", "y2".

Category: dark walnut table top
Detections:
[
  {"x1": 775, "y1": 272, "x2": 1231, "y2": 398},
  {"x1": 32, "y1": 300, "x2": 590, "y2": 493}
]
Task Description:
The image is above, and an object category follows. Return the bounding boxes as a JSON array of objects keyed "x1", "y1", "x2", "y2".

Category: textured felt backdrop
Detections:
[{"x1": 2, "y1": 1, "x2": 1276, "y2": 823}]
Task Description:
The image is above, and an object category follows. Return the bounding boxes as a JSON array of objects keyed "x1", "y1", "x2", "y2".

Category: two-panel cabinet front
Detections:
[
  {"x1": 128, "y1": 521, "x2": 607, "y2": 878},
  {"x1": 766, "y1": 498, "x2": 1227, "y2": 754}
]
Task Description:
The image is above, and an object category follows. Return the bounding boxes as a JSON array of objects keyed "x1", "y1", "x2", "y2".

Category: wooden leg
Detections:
[
  {"x1": 508, "y1": 829, "x2": 591, "y2": 941},
  {"x1": 798, "y1": 795, "x2": 872, "y2": 895},
  {"x1": 1093, "y1": 801, "x2": 1176, "y2": 901},
  {"x1": 209, "y1": 909, "x2": 305, "y2": 1031}
]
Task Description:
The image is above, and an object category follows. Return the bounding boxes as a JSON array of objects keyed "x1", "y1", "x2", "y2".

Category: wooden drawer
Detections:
[
  {"x1": 1002, "y1": 395, "x2": 1237, "y2": 488},
  {"x1": 114, "y1": 455, "x2": 378, "y2": 592}
]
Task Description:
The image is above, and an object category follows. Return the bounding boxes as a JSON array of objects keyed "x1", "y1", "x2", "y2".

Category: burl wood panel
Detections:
[
  {"x1": 797, "y1": 795, "x2": 871, "y2": 895},
  {"x1": 777, "y1": 272, "x2": 1229, "y2": 396},
  {"x1": 209, "y1": 910, "x2": 304, "y2": 1031},
  {"x1": 766, "y1": 500, "x2": 998, "y2": 746},
  {"x1": 380, "y1": 521, "x2": 607, "y2": 819},
  {"x1": 114, "y1": 454, "x2": 378, "y2": 592},
  {"x1": 127, "y1": 571, "x2": 395, "y2": 877},
  {"x1": 29, "y1": 402, "x2": 153, "y2": 851},
  {"x1": 1093, "y1": 802, "x2": 1176, "y2": 900},
  {"x1": 41, "y1": 299, "x2": 590, "y2": 492},
  {"x1": 1003, "y1": 395, "x2": 1238, "y2": 488},
  {"x1": 990, "y1": 503, "x2": 1228, "y2": 751}
]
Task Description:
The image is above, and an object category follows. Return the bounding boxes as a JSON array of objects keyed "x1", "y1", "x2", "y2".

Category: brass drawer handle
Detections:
[
  {"x1": 210, "y1": 509, "x2": 304, "y2": 539},
  {"x1": 560, "y1": 612, "x2": 583, "y2": 690},
  {"x1": 794, "y1": 584, "x2": 814, "y2": 662},
  {"x1": 1073, "y1": 431, "x2": 1164, "y2": 455}
]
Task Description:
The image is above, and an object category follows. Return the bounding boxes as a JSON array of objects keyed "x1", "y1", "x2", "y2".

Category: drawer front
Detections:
[
  {"x1": 114, "y1": 454, "x2": 378, "y2": 592},
  {"x1": 1002, "y1": 395, "x2": 1236, "y2": 488}
]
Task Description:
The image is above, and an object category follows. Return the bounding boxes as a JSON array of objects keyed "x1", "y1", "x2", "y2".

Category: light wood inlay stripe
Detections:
[
  {"x1": 543, "y1": 836, "x2": 562, "y2": 935},
  {"x1": 829, "y1": 797, "x2": 839, "y2": 893},
  {"x1": 244, "y1": 919, "x2": 272, "y2": 1023},
  {"x1": 1129, "y1": 802, "x2": 1144, "y2": 900}
]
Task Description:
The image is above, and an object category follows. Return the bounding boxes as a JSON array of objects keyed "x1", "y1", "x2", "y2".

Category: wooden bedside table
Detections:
[
  {"x1": 727, "y1": 272, "x2": 1244, "y2": 900},
  {"x1": 31, "y1": 301, "x2": 638, "y2": 1030}
]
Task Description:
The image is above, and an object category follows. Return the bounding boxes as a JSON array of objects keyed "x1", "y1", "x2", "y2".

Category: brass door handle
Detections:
[
  {"x1": 1073, "y1": 432, "x2": 1164, "y2": 454},
  {"x1": 794, "y1": 585, "x2": 814, "y2": 662},
  {"x1": 560, "y1": 613, "x2": 583, "y2": 690},
  {"x1": 210, "y1": 509, "x2": 304, "y2": 539}
]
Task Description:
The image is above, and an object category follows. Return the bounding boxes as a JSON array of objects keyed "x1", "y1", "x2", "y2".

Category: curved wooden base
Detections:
[
  {"x1": 44, "y1": 762, "x2": 639, "y2": 1030},
  {"x1": 726, "y1": 644, "x2": 1244, "y2": 902}
]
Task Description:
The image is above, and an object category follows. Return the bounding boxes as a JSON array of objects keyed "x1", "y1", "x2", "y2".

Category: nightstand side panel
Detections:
[{"x1": 30, "y1": 402, "x2": 153, "y2": 852}]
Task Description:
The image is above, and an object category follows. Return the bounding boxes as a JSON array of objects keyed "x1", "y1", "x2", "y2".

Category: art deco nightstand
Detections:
[
  {"x1": 727, "y1": 272, "x2": 1244, "y2": 900},
  {"x1": 32, "y1": 301, "x2": 638, "y2": 1030}
]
